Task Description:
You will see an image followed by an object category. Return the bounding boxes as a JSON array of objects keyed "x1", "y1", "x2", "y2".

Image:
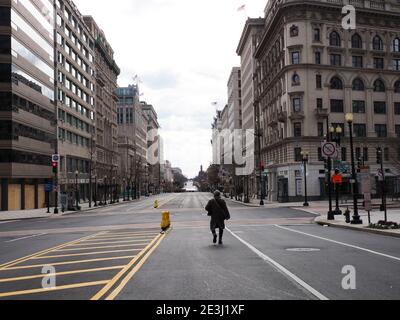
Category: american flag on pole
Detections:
[{"x1": 237, "y1": 4, "x2": 246, "y2": 11}]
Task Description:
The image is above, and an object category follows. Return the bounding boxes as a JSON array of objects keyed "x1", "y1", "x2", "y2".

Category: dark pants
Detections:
[{"x1": 211, "y1": 227, "x2": 224, "y2": 240}]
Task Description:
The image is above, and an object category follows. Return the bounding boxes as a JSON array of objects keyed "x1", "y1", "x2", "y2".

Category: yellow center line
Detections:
[
  {"x1": 3, "y1": 256, "x2": 136, "y2": 271},
  {"x1": 0, "y1": 266, "x2": 124, "y2": 284},
  {"x1": 91, "y1": 234, "x2": 163, "y2": 300},
  {"x1": 33, "y1": 249, "x2": 143, "y2": 260},
  {"x1": 106, "y1": 233, "x2": 166, "y2": 300},
  {"x1": 0, "y1": 281, "x2": 110, "y2": 299},
  {"x1": 67, "y1": 239, "x2": 152, "y2": 246},
  {"x1": 53, "y1": 243, "x2": 149, "y2": 252},
  {"x1": 0, "y1": 232, "x2": 108, "y2": 270}
]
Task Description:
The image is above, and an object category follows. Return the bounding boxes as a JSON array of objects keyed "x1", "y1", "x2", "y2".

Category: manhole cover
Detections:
[{"x1": 286, "y1": 248, "x2": 321, "y2": 252}]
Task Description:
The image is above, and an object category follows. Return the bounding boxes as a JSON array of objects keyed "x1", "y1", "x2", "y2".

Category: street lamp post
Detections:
[
  {"x1": 326, "y1": 118, "x2": 335, "y2": 221},
  {"x1": 346, "y1": 113, "x2": 363, "y2": 225},
  {"x1": 94, "y1": 176, "x2": 98, "y2": 207},
  {"x1": 75, "y1": 170, "x2": 80, "y2": 211},
  {"x1": 377, "y1": 147, "x2": 388, "y2": 223},
  {"x1": 301, "y1": 151, "x2": 309, "y2": 207},
  {"x1": 330, "y1": 126, "x2": 343, "y2": 216},
  {"x1": 123, "y1": 178, "x2": 126, "y2": 201},
  {"x1": 104, "y1": 176, "x2": 107, "y2": 206}
]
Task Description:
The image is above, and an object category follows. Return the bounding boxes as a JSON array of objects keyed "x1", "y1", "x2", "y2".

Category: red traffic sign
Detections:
[{"x1": 332, "y1": 174, "x2": 343, "y2": 185}]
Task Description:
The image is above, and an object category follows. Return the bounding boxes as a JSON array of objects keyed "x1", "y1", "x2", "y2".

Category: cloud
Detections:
[{"x1": 74, "y1": 0, "x2": 265, "y2": 177}]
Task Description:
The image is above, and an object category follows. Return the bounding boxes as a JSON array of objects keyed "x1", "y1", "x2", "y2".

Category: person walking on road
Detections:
[{"x1": 205, "y1": 191, "x2": 231, "y2": 245}]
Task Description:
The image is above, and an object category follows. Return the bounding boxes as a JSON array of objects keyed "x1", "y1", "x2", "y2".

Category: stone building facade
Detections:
[
  {"x1": 254, "y1": 0, "x2": 400, "y2": 202},
  {"x1": 83, "y1": 15, "x2": 120, "y2": 199},
  {"x1": 55, "y1": 0, "x2": 96, "y2": 201}
]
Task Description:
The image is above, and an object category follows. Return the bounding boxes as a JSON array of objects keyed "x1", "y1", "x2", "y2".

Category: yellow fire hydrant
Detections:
[
  {"x1": 161, "y1": 211, "x2": 171, "y2": 231},
  {"x1": 154, "y1": 200, "x2": 159, "y2": 209}
]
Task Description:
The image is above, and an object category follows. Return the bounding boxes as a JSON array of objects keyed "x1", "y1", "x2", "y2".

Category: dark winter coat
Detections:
[{"x1": 205, "y1": 198, "x2": 231, "y2": 230}]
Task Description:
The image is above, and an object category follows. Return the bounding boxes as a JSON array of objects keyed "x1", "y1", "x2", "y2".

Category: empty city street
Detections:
[{"x1": 0, "y1": 193, "x2": 398, "y2": 300}]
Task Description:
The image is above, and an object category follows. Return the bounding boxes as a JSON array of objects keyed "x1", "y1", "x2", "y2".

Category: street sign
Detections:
[
  {"x1": 332, "y1": 174, "x2": 343, "y2": 185},
  {"x1": 322, "y1": 142, "x2": 338, "y2": 158},
  {"x1": 52, "y1": 154, "x2": 60, "y2": 163},
  {"x1": 45, "y1": 183, "x2": 53, "y2": 192}
]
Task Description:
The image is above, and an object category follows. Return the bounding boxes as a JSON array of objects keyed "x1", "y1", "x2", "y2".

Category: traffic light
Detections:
[
  {"x1": 376, "y1": 148, "x2": 383, "y2": 165},
  {"x1": 52, "y1": 161, "x2": 58, "y2": 174}
]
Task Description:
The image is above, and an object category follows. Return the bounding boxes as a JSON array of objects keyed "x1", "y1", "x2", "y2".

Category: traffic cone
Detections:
[{"x1": 154, "y1": 200, "x2": 159, "y2": 209}]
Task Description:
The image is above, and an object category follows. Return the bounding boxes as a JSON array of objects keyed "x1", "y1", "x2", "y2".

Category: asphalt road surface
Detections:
[{"x1": 0, "y1": 193, "x2": 398, "y2": 300}]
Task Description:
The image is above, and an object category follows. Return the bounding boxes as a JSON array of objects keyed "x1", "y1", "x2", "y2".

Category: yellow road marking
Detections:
[
  {"x1": 0, "y1": 266, "x2": 124, "y2": 284},
  {"x1": 106, "y1": 233, "x2": 166, "y2": 300},
  {"x1": 0, "y1": 281, "x2": 109, "y2": 298},
  {"x1": 54, "y1": 243, "x2": 148, "y2": 252},
  {"x1": 0, "y1": 232, "x2": 107, "y2": 270},
  {"x1": 87, "y1": 235, "x2": 159, "y2": 241},
  {"x1": 91, "y1": 234, "x2": 163, "y2": 300},
  {"x1": 33, "y1": 249, "x2": 143, "y2": 260},
  {"x1": 94, "y1": 232, "x2": 160, "y2": 239},
  {"x1": 99, "y1": 231, "x2": 160, "y2": 237},
  {"x1": 68, "y1": 239, "x2": 151, "y2": 246},
  {"x1": 81, "y1": 236, "x2": 155, "y2": 243},
  {"x1": 3, "y1": 256, "x2": 136, "y2": 271}
]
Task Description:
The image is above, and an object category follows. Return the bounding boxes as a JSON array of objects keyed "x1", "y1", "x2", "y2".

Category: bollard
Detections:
[
  {"x1": 161, "y1": 211, "x2": 171, "y2": 231},
  {"x1": 154, "y1": 200, "x2": 159, "y2": 209}
]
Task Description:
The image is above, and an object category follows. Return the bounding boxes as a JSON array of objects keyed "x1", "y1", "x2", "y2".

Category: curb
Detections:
[
  {"x1": 225, "y1": 198, "x2": 260, "y2": 208},
  {"x1": 315, "y1": 220, "x2": 400, "y2": 239}
]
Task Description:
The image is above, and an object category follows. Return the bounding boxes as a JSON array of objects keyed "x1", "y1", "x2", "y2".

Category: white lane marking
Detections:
[
  {"x1": 5, "y1": 233, "x2": 47, "y2": 243},
  {"x1": 275, "y1": 225, "x2": 400, "y2": 262},
  {"x1": 226, "y1": 228, "x2": 329, "y2": 301},
  {"x1": 0, "y1": 221, "x2": 21, "y2": 225}
]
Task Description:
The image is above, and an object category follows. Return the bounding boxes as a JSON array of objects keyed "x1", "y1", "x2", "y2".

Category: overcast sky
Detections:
[{"x1": 75, "y1": 0, "x2": 266, "y2": 178}]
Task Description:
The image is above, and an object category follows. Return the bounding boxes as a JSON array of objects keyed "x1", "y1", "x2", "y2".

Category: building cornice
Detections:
[{"x1": 236, "y1": 18, "x2": 265, "y2": 56}]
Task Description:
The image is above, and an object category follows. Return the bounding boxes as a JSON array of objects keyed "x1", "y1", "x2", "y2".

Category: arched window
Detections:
[
  {"x1": 373, "y1": 35, "x2": 384, "y2": 50},
  {"x1": 329, "y1": 31, "x2": 341, "y2": 47},
  {"x1": 352, "y1": 78, "x2": 365, "y2": 91},
  {"x1": 394, "y1": 80, "x2": 400, "y2": 93},
  {"x1": 292, "y1": 73, "x2": 300, "y2": 85},
  {"x1": 374, "y1": 79, "x2": 386, "y2": 92},
  {"x1": 351, "y1": 33, "x2": 363, "y2": 49},
  {"x1": 393, "y1": 38, "x2": 400, "y2": 52},
  {"x1": 330, "y1": 76, "x2": 343, "y2": 90}
]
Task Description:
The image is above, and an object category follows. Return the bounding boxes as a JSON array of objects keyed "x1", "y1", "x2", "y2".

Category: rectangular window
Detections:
[
  {"x1": 375, "y1": 124, "x2": 387, "y2": 138},
  {"x1": 317, "y1": 98, "x2": 323, "y2": 109},
  {"x1": 318, "y1": 122, "x2": 324, "y2": 137},
  {"x1": 394, "y1": 102, "x2": 400, "y2": 115},
  {"x1": 316, "y1": 75, "x2": 322, "y2": 89},
  {"x1": 330, "y1": 54, "x2": 341, "y2": 66},
  {"x1": 354, "y1": 124, "x2": 367, "y2": 137},
  {"x1": 293, "y1": 123, "x2": 302, "y2": 137},
  {"x1": 330, "y1": 99, "x2": 344, "y2": 113},
  {"x1": 352, "y1": 56, "x2": 363, "y2": 68},
  {"x1": 384, "y1": 148, "x2": 389, "y2": 161},
  {"x1": 374, "y1": 101, "x2": 386, "y2": 114},
  {"x1": 396, "y1": 125, "x2": 400, "y2": 138},
  {"x1": 356, "y1": 148, "x2": 361, "y2": 161},
  {"x1": 293, "y1": 98, "x2": 301, "y2": 113},
  {"x1": 294, "y1": 148, "x2": 302, "y2": 162},
  {"x1": 353, "y1": 100, "x2": 366, "y2": 114},
  {"x1": 291, "y1": 51, "x2": 300, "y2": 64},
  {"x1": 393, "y1": 59, "x2": 400, "y2": 71},
  {"x1": 314, "y1": 28, "x2": 320, "y2": 42},
  {"x1": 315, "y1": 52, "x2": 321, "y2": 64},
  {"x1": 374, "y1": 57, "x2": 384, "y2": 69},
  {"x1": 363, "y1": 148, "x2": 369, "y2": 162}
]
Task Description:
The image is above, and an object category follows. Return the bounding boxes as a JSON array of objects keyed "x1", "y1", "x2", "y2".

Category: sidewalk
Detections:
[
  {"x1": 296, "y1": 203, "x2": 400, "y2": 238},
  {"x1": 0, "y1": 195, "x2": 159, "y2": 222}
]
